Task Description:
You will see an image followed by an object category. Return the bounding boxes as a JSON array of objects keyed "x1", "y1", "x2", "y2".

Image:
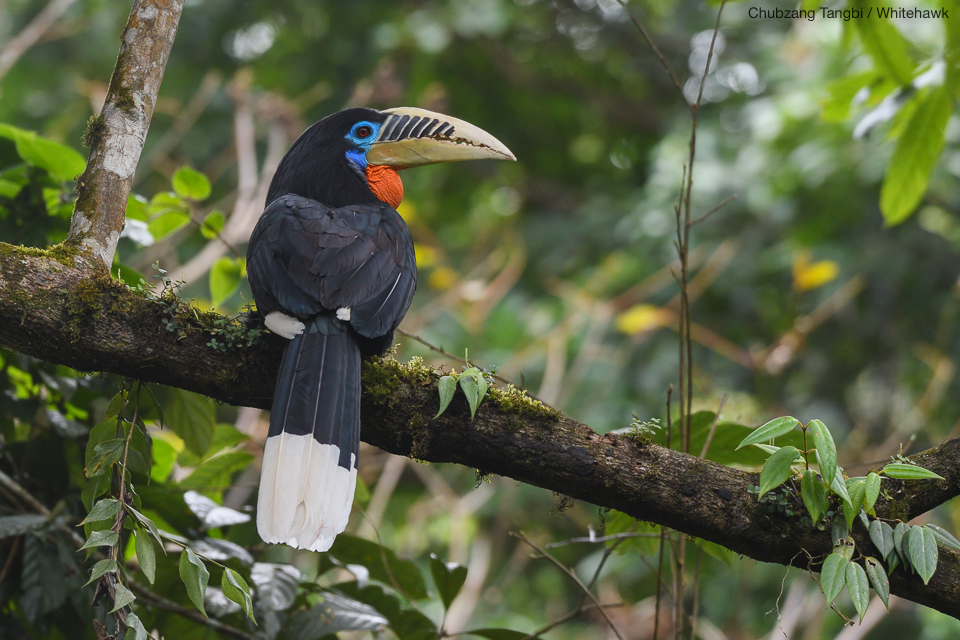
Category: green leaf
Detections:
[
  {"x1": 332, "y1": 581, "x2": 437, "y2": 639},
  {"x1": 879, "y1": 521, "x2": 897, "y2": 562},
  {"x1": 459, "y1": 375, "x2": 481, "y2": 420},
  {"x1": 0, "y1": 515, "x2": 47, "y2": 539},
  {"x1": 167, "y1": 390, "x2": 215, "y2": 456},
  {"x1": 124, "y1": 612, "x2": 148, "y2": 640},
  {"x1": 200, "y1": 210, "x2": 225, "y2": 239},
  {"x1": 692, "y1": 539, "x2": 737, "y2": 569},
  {"x1": 894, "y1": 522, "x2": 911, "y2": 569},
  {"x1": 843, "y1": 477, "x2": 866, "y2": 530},
  {"x1": 126, "y1": 194, "x2": 148, "y2": 221},
  {"x1": 430, "y1": 555, "x2": 468, "y2": 610},
  {"x1": 80, "y1": 529, "x2": 119, "y2": 550},
  {"x1": 172, "y1": 166, "x2": 212, "y2": 201},
  {"x1": 736, "y1": 416, "x2": 798, "y2": 449},
  {"x1": 110, "y1": 583, "x2": 136, "y2": 613},
  {"x1": 287, "y1": 592, "x2": 386, "y2": 639},
  {"x1": 84, "y1": 558, "x2": 118, "y2": 587},
  {"x1": 435, "y1": 375, "x2": 456, "y2": 418},
  {"x1": 85, "y1": 438, "x2": 126, "y2": 477},
  {"x1": 908, "y1": 526, "x2": 939, "y2": 584},
  {"x1": 882, "y1": 462, "x2": 944, "y2": 480},
  {"x1": 828, "y1": 466, "x2": 851, "y2": 504},
  {"x1": 864, "y1": 557, "x2": 890, "y2": 610},
  {"x1": 7, "y1": 130, "x2": 86, "y2": 182},
  {"x1": 758, "y1": 446, "x2": 800, "y2": 498},
  {"x1": 864, "y1": 473, "x2": 882, "y2": 514},
  {"x1": 852, "y1": 0, "x2": 915, "y2": 84},
  {"x1": 808, "y1": 420, "x2": 837, "y2": 486},
  {"x1": 179, "y1": 548, "x2": 210, "y2": 616},
  {"x1": 135, "y1": 526, "x2": 157, "y2": 584},
  {"x1": 880, "y1": 86, "x2": 952, "y2": 225},
  {"x1": 328, "y1": 534, "x2": 428, "y2": 600},
  {"x1": 869, "y1": 520, "x2": 893, "y2": 560},
  {"x1": 222, "y1": 568, "x2": 255, "y2": 621},
  {"x1": 84, "y1": 418, "x2": 118, "y2": 475},
  {"x1": 82, "y1": 498, "x2": 122, "y2": 524},
  {"x1": 147, "y1": 209, "x2": 190, "y2": 240},
  {"x1": 800, "y1": 469, "x2": 828, "y2": 523},
  {"x1": 179, "y1": 450, "x2": 254, "y2": 491},
  {"x1": 845, "y1": 562, "x2": 870, "y2": 621},
  {"x1": 926, "y1": 524, "x2": 960, "y2": 551},
  {"x1": 210, "y1": 257, "x2": 244, "y2": 306},
  {"x1": 81, "y1": 474, "x2": 111, "y2": 511},
  {"x1": 820, "y1": 551, "x2": 848, "y2": 604},
  {"x1": 126, "y1": 506, "x2": 164, "y2": 549}
]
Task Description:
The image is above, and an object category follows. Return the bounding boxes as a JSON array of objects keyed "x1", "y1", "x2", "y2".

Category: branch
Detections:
[
  {"x1": 0, "y1": 0, "x2": 78, "y2": 81},
  {"x1": 69, "y1": 0, "x2": 184, "y2": 266},
  {"x1": 1, "y1": 246, "x2": 960, "y2": 616}
]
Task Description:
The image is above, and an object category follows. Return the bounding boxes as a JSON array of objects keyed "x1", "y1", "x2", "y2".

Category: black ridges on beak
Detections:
[{"x1": 366, "y1": 107, "x2": 515, "y2": 168}]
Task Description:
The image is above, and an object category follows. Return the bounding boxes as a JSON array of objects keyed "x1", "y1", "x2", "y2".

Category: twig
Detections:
[
  {"x1": 699, "y1": 394, "x2": 728, "y2": 459},
  {"x1": 614, "y1": 0, "x2": 687, "y2": 104},
  {"x1": 516, "y1": 601, "x2": 625, "y2": 640},
  {"x1": 546, "y1": 531, "x2": 661, "y2": 547},
  {"x1": 396, "y1": 328, "x2": 525, "y2": 391},
  {"x1": 511, "y1": 532, "x2": 626, "y2": 640},
  {"x1": 691, "y1": 194, "x2": 737, "y2": 226},
  {"x1": 0, "y1": 0, "x2": 78, "y2": 80}
]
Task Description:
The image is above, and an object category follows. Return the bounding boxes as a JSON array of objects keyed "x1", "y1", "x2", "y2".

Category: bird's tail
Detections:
[{"x1": 257, "y1": 320, "x2": 360, "y2": 552}]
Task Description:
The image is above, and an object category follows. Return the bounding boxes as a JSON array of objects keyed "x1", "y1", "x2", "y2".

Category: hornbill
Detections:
[{"x1": 246, "y1": 107, "x2": 515, "y2": 551}]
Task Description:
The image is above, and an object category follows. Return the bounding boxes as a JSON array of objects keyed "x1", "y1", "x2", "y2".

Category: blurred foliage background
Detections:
[{"x1": 2, "y1": 0, "x2": 960, "y2": 638}]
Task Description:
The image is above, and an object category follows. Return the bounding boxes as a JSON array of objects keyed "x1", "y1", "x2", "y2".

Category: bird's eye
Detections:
[{"x1": 356, "y1": 125, "x2": 373, "y2": 138}]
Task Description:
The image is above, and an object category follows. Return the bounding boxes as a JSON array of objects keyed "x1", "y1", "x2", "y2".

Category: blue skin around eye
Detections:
[{"x1": 344, "y1": 121, "x2": 381, "y2": 175}]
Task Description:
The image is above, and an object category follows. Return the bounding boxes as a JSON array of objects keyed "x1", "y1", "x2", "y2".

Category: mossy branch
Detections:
[{"x1": 2, "y1": 241, "x2": 960, "y2": 616}]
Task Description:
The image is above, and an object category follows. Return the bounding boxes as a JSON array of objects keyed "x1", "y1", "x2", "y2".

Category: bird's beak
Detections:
[{"x1": 366, "y1": 107, "x2": 516, "y2": 168}]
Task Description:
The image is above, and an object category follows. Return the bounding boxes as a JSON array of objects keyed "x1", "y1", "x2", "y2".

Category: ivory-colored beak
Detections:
[{"x1": 366, "y1": 107, "x2": 516, "y2": 167}]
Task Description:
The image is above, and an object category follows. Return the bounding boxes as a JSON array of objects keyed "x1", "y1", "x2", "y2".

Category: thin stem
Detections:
[
  {"x1": 802, "y1": 423, "x2": 811, "y2": 471},
  {"x1": 511, "y1": 532, "x2": 626, "y2": 640},
  {"x1": 613, "y1": 0, "x2": 688, "y2": 105}
]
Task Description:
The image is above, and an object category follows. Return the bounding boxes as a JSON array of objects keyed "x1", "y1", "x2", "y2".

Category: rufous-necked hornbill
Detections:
[{"x1": 246, "y1": 107, "x2": 515, "y2": 551}]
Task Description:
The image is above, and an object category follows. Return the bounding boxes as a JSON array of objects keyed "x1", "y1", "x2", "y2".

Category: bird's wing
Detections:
[{"x1": 247, "y1": 194, "x2": 417, "y2": 339}]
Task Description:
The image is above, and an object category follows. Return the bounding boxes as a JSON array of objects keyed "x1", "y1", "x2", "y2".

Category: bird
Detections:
[{"x1": 246, "y1": 107, "x2": 515, "y2": 552}]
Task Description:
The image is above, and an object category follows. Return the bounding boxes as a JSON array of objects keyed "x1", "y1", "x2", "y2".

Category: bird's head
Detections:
[{"x1": 266, "y1": 107, "x2": 515, "y2": 209}]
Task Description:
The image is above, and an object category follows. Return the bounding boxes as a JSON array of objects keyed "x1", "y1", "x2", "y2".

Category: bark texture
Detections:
[
  {"x1": 69, "y1": 0, "x2": 184, "y2": 266},
  {"x1": 1, "y1": 243, "x2": 959, "y2": 617}
]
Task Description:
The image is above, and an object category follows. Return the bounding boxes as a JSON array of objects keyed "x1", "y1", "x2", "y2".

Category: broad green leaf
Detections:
[
  {"x1": 869, "y1": 519, "x2": 894, "y2": 560},
  {"x1": 6, "y1": 130, "x2": 86, "y2": 182},
  {"x1": 81, "y1": 474, "x2": 111, "y2": 511},
  {"x1": 80, "y1": 529, "x2": 119, "y2": 550},
  {"x1": 908, "y1": 526, "x2": 939, "y2": 584},
  {"x1": 820, "y1": 552, "x2": 848, "y2": 604},
  {"x1": 880, "y1": 86, "x2": 952, "y2": 225},
  {"x1": 172, "y1": 166, "x2": 212, "y2": 201},
  {"x1": 882, "y1": 462, "x2": 944, "y2": 480},
  {"x1": 864, "y1": 557, "x2": 890, "y2": 609},
  {"x1": 846, "y1": 561, "x2": 870, "y2": 621},
  {"x1": 828, "y1": 465, "x2": 850, "y2": 504},
  {"x1": 147, "y1": 209, "x2": 190, "y2": 240},
  {"x1": 200, "y1": 210, "x2": 225, "y2": 239},
  {"x1": 126, "y1": 194, "x2": 148, "y2": 221},
  {"x1": 84, "y1": 419, "x2": 118, "y2": 475},
  {"x1": 459, "y1": 375, "x2": 481, "y2": 420},
  {"x1": 125, "y1": 612, "x2": 148, "y2": 640},
  {"x1": 84, "y1": 558, "x2": 118, "y2": 587},
  {"x1": 926, "y1": 524, "x2": 960, "y2": 551},
  {"x1": 880, "y1": 521, "x2": 897, "y2": 562},
  {"x1": 179, "y1": 548, "x2": 210, "y2": 616},
  {"x1": 736, "y1": 416, "x2": 799, "y2": 449},
  {"x1": 808, "y1": 420, "x2": 837, "y2": 486},
  {"x1": 843, "y1": 477, "x2": 866, "y2": 530},
  {"x1": 0, "y1": 178, "x2": 21, "y2": 197},
  {"x1": 430, "y1": 555, "x2": 468, "y2": 610},
  {"x1": 757, "y1": 446, "x2": 801, "y2": 498},
  {"x1": 752, "y1": 443, "x2": 780, "y2": 455},
  {"x1": 800, "y1": 469, "x2": 828, "y2": 523},
  {"x1": 135, "y1": 526, "x2": 157, "y2": 584},
  {"x1": 210, "y1": 257, "x2": 244, "y2": 306},
  {"x1": 838, "y1": 538, "x2": 856, "y2": 562},
  {"x1": 864, "y1": 473, "x2": 882, "y2": 514},
  {"x1": 895, "y1": 522, "x2": 913, "y2": 571},
  {"x1": 435, "y1": 375, "x2": 456, "y2": 418},
  {"x1": 222, "y1": 568, "x2": 255, "y2": 621},
  {"x1": 126, "y1": 506, "x2": 164, "y2": 549},
  {"x1": 852, "y1": 0, "x2": 915, "y2": 84},
  {"x1": 167, "y1": 390, "x2": 215, "y2": 456},
  {"x1": 151, "y1": 437, "x2": 178, "y2": 482},
  {"x1": 179, "y1": 450, "x2": 254, "y2": 491},
  {"x1": 85, "y1": 438, "x2": 125, "y2": 477},
  {"x1": 287, "y1": 591, "x2": 386, "y2": 638},
  {"x1": 82, "y1": 498, "x2": 122, "y2": 524},
  {"x1": 333, "y1": 581, "x2": 437, "y2": 639},
  {"x1": 821, "y1": 71, "x2": 877, "y2": 123},
  {"x1": 110, "y1": 583, "x2": 136, "y2": 613},
  {"x1": 328, "y1": 534, "x2": 428, "y2": 599},
  {"x1": 0, "y1": 514, "x2": 47, "y2": 539},
  {"x1": 693, "y1": 539, "x2": 737, "y2": 569}
]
